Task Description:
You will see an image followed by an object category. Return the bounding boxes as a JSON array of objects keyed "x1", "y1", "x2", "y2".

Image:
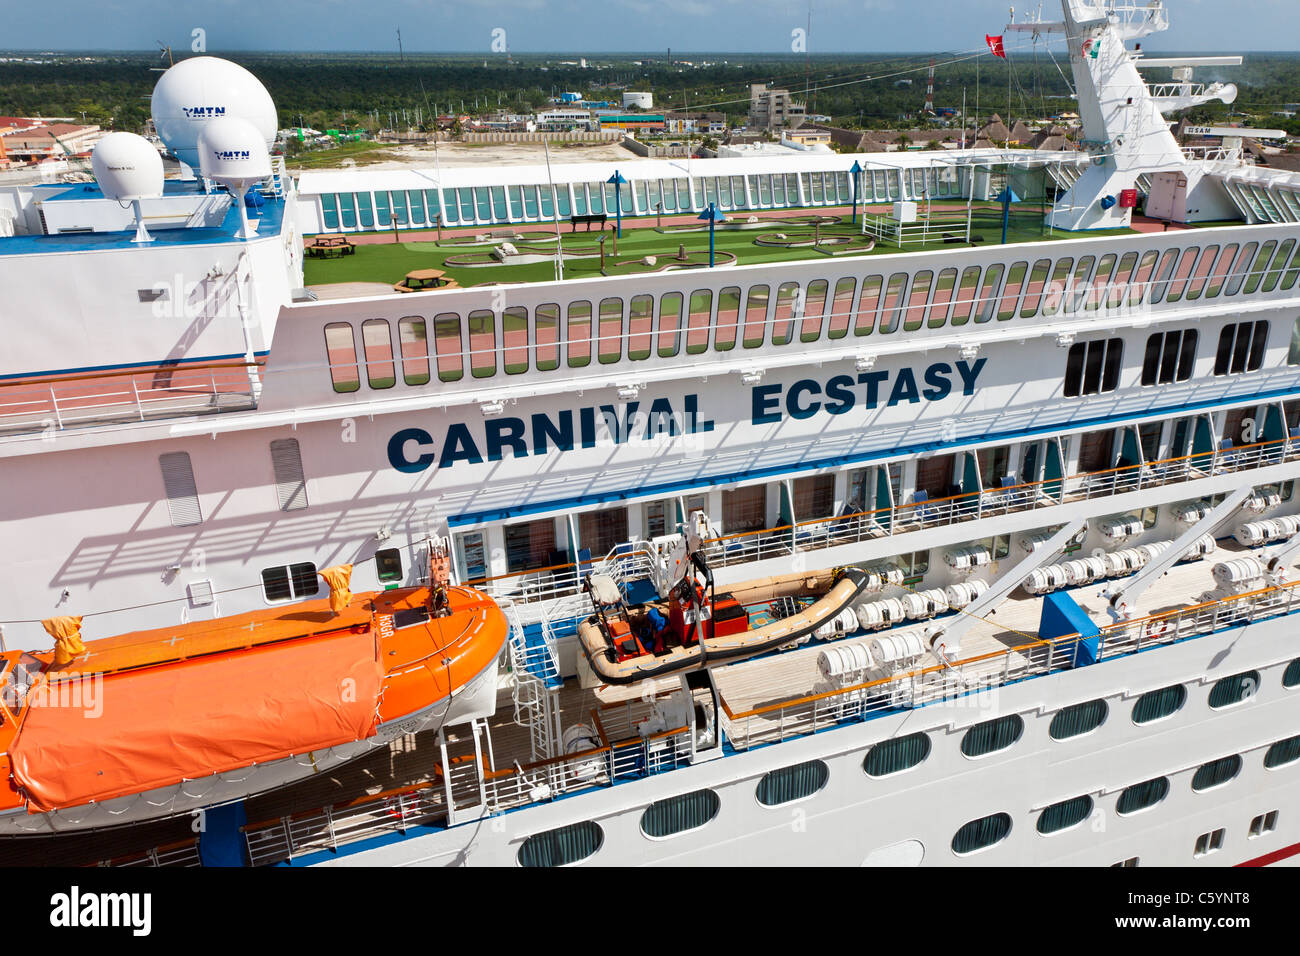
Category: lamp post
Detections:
[
  {"x1": 995, "y1": 186, "x2": 1021, "y2": 245},
  {"x1": 849, "y1": 159, "x2": 863, "y2": 224},
  {"x1": 697, "y1": 202, "x2": 726, "y2": 267},
  {"x1": 607, "y1": 169, "x2": 628, "y2": 238}
]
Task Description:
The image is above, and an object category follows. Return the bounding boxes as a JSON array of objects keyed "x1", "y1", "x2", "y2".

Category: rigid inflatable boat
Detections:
[{"x1": 577, "y1": 564, "x2": 873, "y2": 687}]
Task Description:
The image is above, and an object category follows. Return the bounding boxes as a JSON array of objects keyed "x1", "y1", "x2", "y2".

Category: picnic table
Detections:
[
  {"x1": 305, "y1": 236, "x2": 356, "y2": 258},
  {"x1": 394, "y1": 269, "x2": 461, "y2": 293}
]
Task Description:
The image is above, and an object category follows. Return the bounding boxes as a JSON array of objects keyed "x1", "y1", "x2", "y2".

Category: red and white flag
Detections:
[{"x1": 986, "y1": 34, "x2": 1007, "y2": 58}]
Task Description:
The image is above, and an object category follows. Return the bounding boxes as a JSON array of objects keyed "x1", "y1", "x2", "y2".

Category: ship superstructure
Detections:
[{"x1": 1, "y1": 1, "x2": 1300, "y2": 866}]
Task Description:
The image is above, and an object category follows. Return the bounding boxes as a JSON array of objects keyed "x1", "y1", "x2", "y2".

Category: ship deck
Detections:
[
  {"x1": 301, "y1": 200, "x2": 1165, "y2": 296},
  {"x1": 0, "y1": 537, "x2": 1272, "y2": 867}
]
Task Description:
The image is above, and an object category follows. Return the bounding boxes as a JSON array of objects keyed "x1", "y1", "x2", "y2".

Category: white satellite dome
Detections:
[
  {"x1": 197, "y1": 116, "x2": 272, "y2": 186},
  {"x1": 150, "y1": 56, "x2": 277, "y2": 173},
  {"x1": 91, "y1": 132, "x2": 164, "y2": 201},
  {"x1": 197, "y1": 116, "x2": 272, "y2": 239}
]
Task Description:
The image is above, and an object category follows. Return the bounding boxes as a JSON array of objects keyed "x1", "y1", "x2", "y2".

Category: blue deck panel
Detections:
[{"x1": 0, "y1": 182, "x2": 287, "y2": 256}]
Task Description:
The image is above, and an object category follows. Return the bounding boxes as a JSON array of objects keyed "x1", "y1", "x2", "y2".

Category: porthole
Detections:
[
  {"x1": 1132, "y1": 684, "x2": 1186, "y2": 725},
  {"x1": 1265, "y1": 734, "x2": 1300, "y2": 769},
  {"x1": 517, "y1": 820, "x2": 603, "y2": 867},
  {"x1": 951, "y1": 812, "x2": 1012, "y2": 855},
  {"x1": 1049, "y1": 699, "x2": 1108, "y2": 740},
  {"x1": 960, "y1": 714, "x2": 1024, "y2": 758},
  {"x1": 756, "y1": 759, "x2": 829, "y2": 807},
  {"x1": 1037, "y1": 795, "x2": 1094, "y2": 835},
  {"x1": 640, "y1": 789, "x2": 721, "y2": 839},
  {"x1": 1191, "y1": 754, "x2": 1243, "y2": 792},
  {"x1": 863, "y1": 733, "x2": 931, "y2": 777},
  {"x1": 1208, "y1": 670, "x2": 1260, "y2": 709},
  {"x1": 1116, "y1": 776, "x2": 1169, "y2": 816}
]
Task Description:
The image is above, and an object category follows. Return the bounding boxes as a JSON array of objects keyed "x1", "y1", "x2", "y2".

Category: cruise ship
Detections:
[{"x1": 2, "y1": 0, "x2": 1299, "y2": 867}]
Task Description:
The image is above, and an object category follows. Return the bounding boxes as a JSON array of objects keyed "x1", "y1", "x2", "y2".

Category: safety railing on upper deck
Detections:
[
  {"x1": 311, "y1": 223, "x2": 1300, "y2": 399},
  {"x1": 0, "y1": 361, "x2": 262, "y2": 436},
  {"x1": 453, "y1": 434, "x2": 1299, "y2": 603},
  {"x1": 239, "y1": 696, "x2": 694, "y2": 864},
  {"x1": 718, "y1": 576, "x2": 1300, "y2": 752}
]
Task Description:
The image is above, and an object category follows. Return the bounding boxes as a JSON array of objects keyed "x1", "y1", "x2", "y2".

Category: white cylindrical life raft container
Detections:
[
  {"x1": 1212, "y1": 557, "x2": 1266, "y2": 587},
  {"x1": 818, "y1": 640, "x2": 876, "y2": 679}
]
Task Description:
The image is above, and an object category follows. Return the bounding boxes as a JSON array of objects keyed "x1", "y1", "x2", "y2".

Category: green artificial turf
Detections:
[{"x1": 302, "y1": 205, "x2": 1138, "y2": 289}]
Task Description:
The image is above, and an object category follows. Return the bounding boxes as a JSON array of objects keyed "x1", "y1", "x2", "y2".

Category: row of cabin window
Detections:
[
  {"x1": 315, "y1": 169, "x2": 966, "y2": 232},
  {"x1": 1065, "y1": 320, "x2": 1272, "y2": 398},
  {"x1": 319, "y1": 244, "x2": 1300, "y2": 389},
  {"x1": 518, "y1": 677, "x2": 1300, "y2": 863}
]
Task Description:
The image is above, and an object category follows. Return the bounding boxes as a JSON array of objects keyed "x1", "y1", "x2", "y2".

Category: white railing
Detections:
[
  {"x1": 243, "y1": 784, "x2": 443, "y2": 866},
  {"x1": 105, "y1": 838, "x2": 202, "y2": 867},
  {"x1": 719, "y1": 575, "x2": 1300, "y2": 751}
]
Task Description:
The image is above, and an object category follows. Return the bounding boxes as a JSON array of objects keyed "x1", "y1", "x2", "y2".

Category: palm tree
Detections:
[{"x1": 894, "y1": 132, "x2": 912, "y2": 151}]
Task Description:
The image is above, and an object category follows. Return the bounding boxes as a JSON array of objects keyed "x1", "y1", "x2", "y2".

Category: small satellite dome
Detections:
[
  {"x1": 150, "y1": 57, "x2": 277, "y2": 172},
  {"x1": 91, "y1": 132, "x2": 164, "y2": 202},
  {"x1": 197, "y1": 116, "x2": 272, "y2": 186}
]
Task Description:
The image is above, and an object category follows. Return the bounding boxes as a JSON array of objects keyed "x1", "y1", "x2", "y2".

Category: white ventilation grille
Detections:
[
  {"x1": 270, "y1": 438, "x2": 308, "y2": 511},
  {"x1": 159, "y1": 452, "x2": 202, "y2": 527},
  {"x1": 187, "y1": 579, "x2": 215, "y2": 606}
]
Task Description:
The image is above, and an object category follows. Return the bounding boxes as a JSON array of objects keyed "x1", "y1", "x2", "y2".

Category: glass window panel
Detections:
[
  {"x1": 324, "y1": 322, "x2": 359, "y2": 392},
  {"x1": 686, "y1": 290, "x2": 713, "y2": 354},
  {"x1": 715, "y1": 286, "x2": 741, "y2": 351},
  {"x1": 398, "y1": 316, "x2": 430, "y2": 386},
  {"x1": 903, "y1": 271, "x2": 932, "y2": 331},
  {"x1": 929, "y1": 268, "x2": 956, "y2": 328},
  {"x1": 657, "y1": 292, "x2": 683, "y2": 357},
  {"x1": 856, "y1": 275, "x2": 882, "y2": 335},
  {"x1": 598, "y1": 297, "x2": 623, "y2": 364},
  {"x1": 467, "y1": 309, "x2": 496, "y2": 378},
  {"x1": 800, "y1": 279, "x2": 829, "y2": 341},
  {"x1": 567, "y1": 300, "x2": 592, "y2": 367},
  {"x1": 534, "y1": 303, "x2": 560, "y2": 371},
  {"x1": 434, "y1": 313, "x2": 463, "y2": 382},
  {"x1": 742, "y1": 285, "x2": 769, "y2": 348},
  {"x1": 356, "y1": 192, "x2": 375, "y2": 228},
  {"x1": 772, "y1": 282, "x2": 799, "y2": 344},
  {"x1": 627, "y1": 295, "x2": 654, "y2": 360},
  {"x1": 503, "y1": 306, "x2": 529, "y2": 374},
  {"x1": 828, "y1": 277, "x2": 856, "y2": 339},
  {"x1": 951, "y1": 266, "x2": 981, "y2": 326}
]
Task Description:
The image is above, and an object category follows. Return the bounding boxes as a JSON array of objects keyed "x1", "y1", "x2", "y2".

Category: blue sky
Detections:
[{"x1": 4, "y1": 0, "x2": 1297, "y2": 53}]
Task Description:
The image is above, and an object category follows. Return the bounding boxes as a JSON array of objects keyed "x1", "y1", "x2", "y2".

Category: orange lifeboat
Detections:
[{"x1": 0, "y1": 574, "x2": 507, "y2": 835}]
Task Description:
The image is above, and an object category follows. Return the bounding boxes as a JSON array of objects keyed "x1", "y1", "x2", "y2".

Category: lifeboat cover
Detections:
[{"x1": 9, "y1": 629, "x2": 382, "y2": 812}]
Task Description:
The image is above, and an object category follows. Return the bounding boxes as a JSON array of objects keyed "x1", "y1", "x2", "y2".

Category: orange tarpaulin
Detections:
[
  {"x1": 319, "y1": 564, "x2": 353, "y2": 615},
  {"x1": 10, "y1": 629, "x2": 382, "y2": 813},
  {"x1": 42, "y1": 616, "x2": 85, "y2": 667}
]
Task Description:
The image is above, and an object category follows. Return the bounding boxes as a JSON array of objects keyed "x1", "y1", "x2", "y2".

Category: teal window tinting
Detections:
[
  {"x1": 424, "y1": 189, "x2": 441, "y2": 223},
  {"x1": 960, "y1": 715, "x2": 1024, "y2": 757},
  {"x1": 1132, "y1": 684, "x2": 1186, "y2": 724},
  {"x1": 390, "y1": 191, "x2": 408, "y2": 225},
  {"x1": 862, "y1": 732, "x2": 931, "y2": 777},
  {"x1": 1265, "y1": 734, "x2": 1300, "y2": 769},
  {"x1": 1208, "y1": 670, "x2": 1260, "y2": 709},
  {"x1": 1116, "y1": 776, "x2": 1169, "y2": 815},
  {"x1": 1037, "y1": 795, "x2": 1094, "y2": 835},
  {"x1": 337, "y1": 193, "x2": 356, "y2": 229},
  {"x1": 756, "y1": 760, "x2": 829, "y2": 807},
  {"x1": 373, "y1": 190, "x2": 391, "y2": 227},
  {"x1": 508, "y1": 185, "x2": 523, "y2": 219},
  {"x1": 1049, "y1": 699, "x2": 1109, "y2": 740},
  {"x1": 1284, "y1": 658, "x2": 1300, "y2": 689},
  {"x1": 457, "y1": 187, "x2": 474, "y2": 221},
  {"x1": 951, "y1": 812, "x2": 1012, "y2": 855},
  {"x1": 640, "y1": 789, "x2": 721, "y2": 838},
  {"x1": 320, "y1": 193, "x2": 339, "y2": 230},
  {"x1": 355, "y1": 193, "x2": 374, "y2": 227},
  {"x1": 1191, "y1": 754, "x2": 1242, "y2": 792},
  {"x1": 517, "y1": 820, "x2": 603, "y2": 867}
]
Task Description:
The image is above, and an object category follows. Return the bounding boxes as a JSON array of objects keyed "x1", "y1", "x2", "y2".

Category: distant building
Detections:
[
  {"x1": 0, "y1": 122, "x2": 102, "y2": 163},
  {"x1": 784, "y1": 128, "x2": 831, "y2": 147},
  {"x1": 664, "y1": 111, "x2": 726, "y2": 135},
  {"x1": 748, "y1": 84, "x2": 806, "y2": 131},
  {"x1": 536, "y1": 108, "x2": 593, "y2": 130},
  {"x1": 622, "y1": 91, "x2": 653, "y2": 110},
  {"x1": 596, "y1": 113, "x2": 666, "y2": 132}
]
